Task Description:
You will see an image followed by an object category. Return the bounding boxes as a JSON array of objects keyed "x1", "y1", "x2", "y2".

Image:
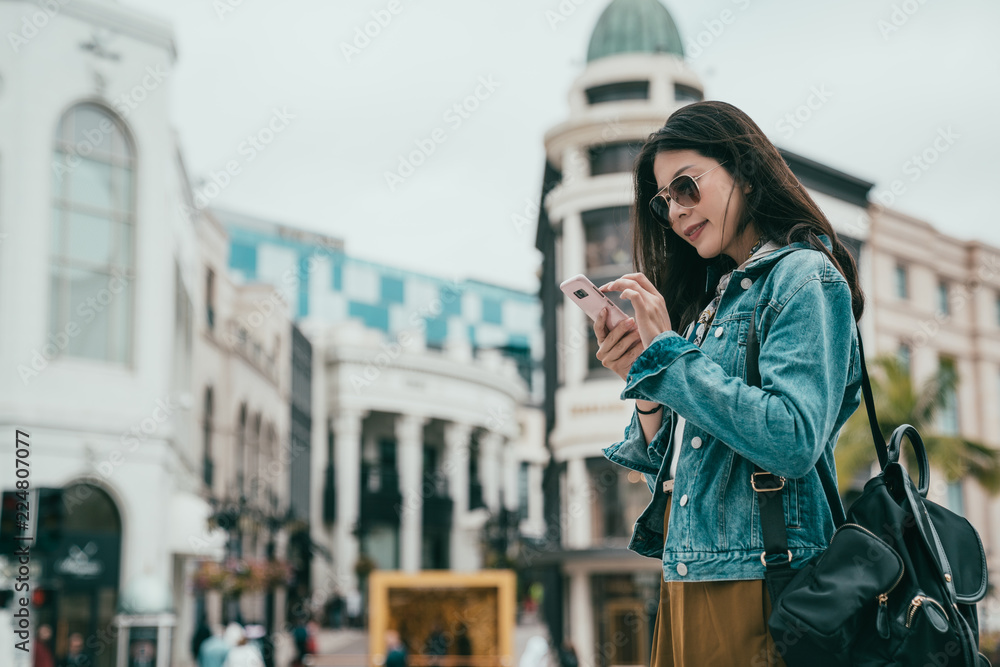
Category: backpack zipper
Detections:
[{"x1": 905, "y1": 595, "x2": 949, "y2": 628}]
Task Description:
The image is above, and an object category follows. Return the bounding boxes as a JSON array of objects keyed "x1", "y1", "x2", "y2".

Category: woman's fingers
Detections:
[
  {"x1": 597, "y1": 320, "x2": 639, "y2": 364},
  {"x1": 606, "y1": 328, "x2": 642, "y2": 361},
  {"x1": 620, "y1": 272, "x2": 659, "y2": 293},
  {"x1": 594, "y1": 307, "x2": 608, "y2": 343}
]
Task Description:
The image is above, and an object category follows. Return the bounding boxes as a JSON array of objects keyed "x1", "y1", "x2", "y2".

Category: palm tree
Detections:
[{"x1": 835, "y1": 354, "x2": 1000, "y2": 497}]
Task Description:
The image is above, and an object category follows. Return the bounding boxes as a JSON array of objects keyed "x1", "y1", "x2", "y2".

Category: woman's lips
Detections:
[{"x1": 687, "y1": 221, "x2": 707, "y2": 240}]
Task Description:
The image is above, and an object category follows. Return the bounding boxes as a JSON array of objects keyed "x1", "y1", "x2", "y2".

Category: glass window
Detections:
[
  {"x1": 897, "y1": 343, "x2": 911, "y2": 374},
  {"x1": 581, "y1": 207, "x2": 635, "y2": 375},
  {"x1": 518, "y1": 462, "x2": 529, "y2": 521},
  {"x1": 582, "y1": 207, "x2": 632, "y2": 273},
  {"x1": 586, "y1": 458, "x2": 650, "y2": 543},
  {"x1": 946, "y1": 480, "x2": 964, "y2": 516},
  {"x1": 50, "y1": 104, "x2": 135, "y2": 364},
  {"x1": 206, "y1": 268, "x2": 216, "y2": 330},
  {"x1": 938, "y1": 281, "x2": 950, "y2": 315},
  {"x1": 589, "y1": 141, "x2": 643, "y2": 176},
  {"x1": 895, "y1": 264, "x2": 908, "y2": 300},
  {"x1": 938, "y1": 357, "x2": 958, "y2": 435},
  {"x1": 203, "y1": 387, "x2": 214, "y2": 487},
  {"x1": 585, "y1": 81, "x2": 649, "y2": 104},
  {"x1": 674, "y1": 83, "x2": 703, "y2": 103}
]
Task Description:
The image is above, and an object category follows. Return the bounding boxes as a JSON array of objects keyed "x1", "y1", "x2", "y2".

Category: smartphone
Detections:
[{"x1": 559, "y1": 274, "x2": 629, "y2": 331}]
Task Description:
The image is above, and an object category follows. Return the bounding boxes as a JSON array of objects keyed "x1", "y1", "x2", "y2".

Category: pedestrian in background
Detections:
[
  {"x1": 385, "y1": 630, "x2": 406, "y2": 667},
  {"x1": 33, "y1": 624, "x2": 55, "y2": 667},
  {"x1": 198, "y1": 625, "x2": 230, "y2": 667}
]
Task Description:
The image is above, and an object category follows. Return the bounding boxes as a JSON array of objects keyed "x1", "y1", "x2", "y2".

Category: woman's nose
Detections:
[{"x1": 668, "y1": 199, "x2": 689, "y2": 226}]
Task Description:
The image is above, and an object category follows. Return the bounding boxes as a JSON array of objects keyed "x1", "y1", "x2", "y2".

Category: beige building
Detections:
[{"x1": 864, "y1": 205, "x2": 1000, "y2": 614}]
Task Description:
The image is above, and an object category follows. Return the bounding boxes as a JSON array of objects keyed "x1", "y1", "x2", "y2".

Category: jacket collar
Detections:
[{"x1": 703, "y1": 233, "x2": 832, "y2": 293}]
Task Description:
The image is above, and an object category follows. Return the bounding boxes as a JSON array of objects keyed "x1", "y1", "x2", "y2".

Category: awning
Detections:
[{"x1": 168, "y1": 492, "x2": 227, "y2": 560}]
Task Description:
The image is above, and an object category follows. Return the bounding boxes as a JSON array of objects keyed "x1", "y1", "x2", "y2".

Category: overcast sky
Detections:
[{"x1": 124, "y1": 0, "x2": 1000, "y2": 294}]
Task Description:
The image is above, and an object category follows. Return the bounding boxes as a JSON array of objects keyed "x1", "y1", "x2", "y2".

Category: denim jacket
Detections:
[{"x1": 603, "y1": 234, "x2": 862, "y2": 582}]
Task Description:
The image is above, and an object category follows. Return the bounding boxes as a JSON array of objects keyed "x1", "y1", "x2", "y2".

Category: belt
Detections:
[{"x1": 662, "y1": 479, "x2": 674, "y2": 494}]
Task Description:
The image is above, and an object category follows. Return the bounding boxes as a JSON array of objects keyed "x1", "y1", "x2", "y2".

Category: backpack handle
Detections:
[{"x1": 886, "y1": 423, "x2": 930, "y2": 498}]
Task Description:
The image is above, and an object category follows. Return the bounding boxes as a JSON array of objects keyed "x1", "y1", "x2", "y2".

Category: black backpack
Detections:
[{"x1": 747, "y1": 318, "x2": 989, "y2": 666}]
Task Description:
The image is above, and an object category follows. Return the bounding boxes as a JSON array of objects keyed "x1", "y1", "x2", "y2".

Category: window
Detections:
[
  {"x1": 586, "y1": 458, "x2": 650, "y2": 543},
  {"x1": 897, "y1": 343, "x2": 911, "y2": 375},
  {"x1": 50, "y1": 103, "x2": 135, "y2": 363},
  {"x1": 237, "y1": 403, "x2": 247, "y2": 493},
  {"x1": 581, "y1": 207, "x2": 635, "y2": 375},
  {"x1": 947, "y1": 480, "x2": 964, "y2": 516},
  {"x1": 894, "y1": 263, "x2": 908, "y2": 300},
  {"x1": 582, "y1": 207, "x2": 632, "y2": 273},
  {"x1": 203, "y1": 387, "x2": 214, "y2": 487},
  {"x1": 938, "y1": 280, "x2": 950, "y2": 315},
  {"x1": 585, "y1": 81, "x2": 649, "y2": 104},
  {"x1": 518, "y1": 462, "x2": 529, "y2": 521},
  {"x1": 937, "y1": 357, "x2": 958, "y2": 435},
  {"x1": 674, "y1": 83, "x2": 703, "y2": 103},
  {"x1": 589, "y1": 141, "x2": 643, "y2": 176},
  {"x1": 206, "y1": 268, "x2": 216, "y2": 330}
]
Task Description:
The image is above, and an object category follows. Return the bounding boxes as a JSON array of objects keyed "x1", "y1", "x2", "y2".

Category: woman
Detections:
[{"x1": 595, "y1": 100, "x2": 865, "y2": 666}]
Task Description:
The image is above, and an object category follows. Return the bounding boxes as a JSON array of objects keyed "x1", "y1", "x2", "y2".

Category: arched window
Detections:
[{"x1": 50, "y1": 103, "x2": 135, "y2": 363}]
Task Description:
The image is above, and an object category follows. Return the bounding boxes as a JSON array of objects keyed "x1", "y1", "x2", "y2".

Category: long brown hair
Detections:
[{"x1": 631, "y1": 100, "x2": 865, "y2": 334}]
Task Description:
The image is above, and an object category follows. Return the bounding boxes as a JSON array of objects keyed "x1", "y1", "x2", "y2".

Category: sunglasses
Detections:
[{"x1": 648, "y1": 161, "x2": 728, "y2": 227}]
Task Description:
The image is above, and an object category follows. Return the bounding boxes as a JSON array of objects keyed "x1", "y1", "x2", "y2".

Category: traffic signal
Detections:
[{"x1": 35, "y1": 488, "x2": 64, "y2": 552}]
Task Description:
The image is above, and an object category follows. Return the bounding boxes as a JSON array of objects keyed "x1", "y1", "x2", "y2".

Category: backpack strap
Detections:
[{"x1": 746, "y1": 317, "x2": 794, "y2": 572}]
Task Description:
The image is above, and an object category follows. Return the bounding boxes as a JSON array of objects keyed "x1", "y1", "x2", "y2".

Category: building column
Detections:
[
  {"x1": 444, "y1": 421, "x2": 475, "y2": 571},
  {"x1": 566, "y1": 457, "x2": 592, "y2": 549},
  {"x1": 480, "y1": 431, "x2": 503, "y2": 512},
  {"x1": 569, "y1": 570, "x2": 595, "y2": 667},
  {"x1": 502, "y1": 443, "x2": 518, "y2": 513},
  {"x1": 561, "y1": 211, "x2": 588, "y2": 386},
  {"x1": 334, "y1": 408, "x2": 366, "y2": 596},
  {"x1": 396, "y1": 414, "x2": 428, "y2": 572}
]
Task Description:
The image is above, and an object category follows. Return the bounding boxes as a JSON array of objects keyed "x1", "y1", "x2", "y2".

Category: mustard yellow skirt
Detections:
[{"x1": 651, "y1": 492, "x2": 787, "y2": 667}]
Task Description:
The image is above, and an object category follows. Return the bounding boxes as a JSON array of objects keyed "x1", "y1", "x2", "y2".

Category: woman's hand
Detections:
[
  {"x1": 599, "y1": 273, "x2": 672, "y2": 349},
  {"x1": 594, "y1": 309, "x2": 644, "y2": 382}
]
